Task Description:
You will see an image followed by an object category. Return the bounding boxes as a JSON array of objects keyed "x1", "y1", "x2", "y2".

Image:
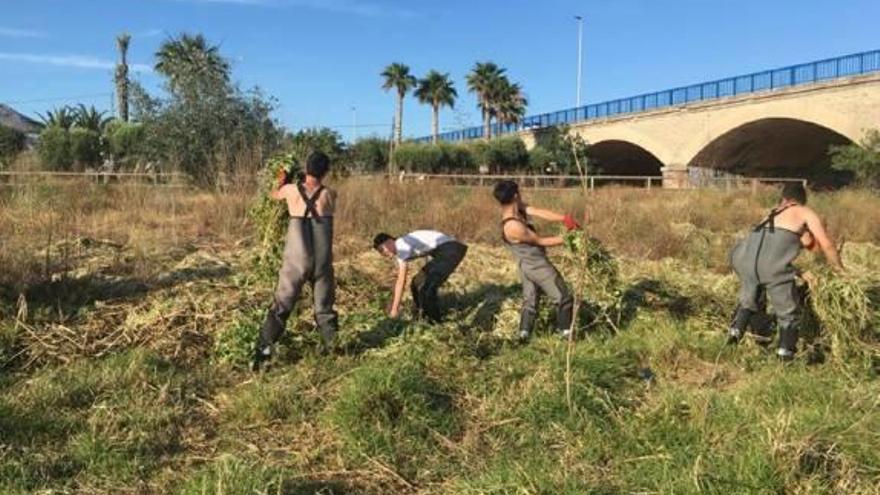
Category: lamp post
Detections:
[
  {"x1": 575, "y1": 15, "x2": 584, "y2": 108},
  {"x1": 351, "y1": 106, "x2": 358, "y2": 143}
]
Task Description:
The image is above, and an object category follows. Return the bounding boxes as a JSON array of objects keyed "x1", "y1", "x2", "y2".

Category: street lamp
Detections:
[
  {"x1": 351, "y1": 106, "x2": 358, "y2": 143},
  {"x1": 575, "y1": 15, "x2": 584, "y2": 108}
]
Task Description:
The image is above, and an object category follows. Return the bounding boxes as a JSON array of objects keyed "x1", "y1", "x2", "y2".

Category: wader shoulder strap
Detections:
[
  {"x1": 296, "y1": 182, "x2": 325, "y2": 220},
  {"x1": 753, "y1": 204, "x2": 792, "y2": 233},
  {"x1": 501, "y1": 217, "x2": 535, "y2": 243}
]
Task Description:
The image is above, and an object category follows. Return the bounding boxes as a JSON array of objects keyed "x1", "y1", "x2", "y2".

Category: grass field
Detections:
[{"x1": 1, "y1": 179, "x2": 879, "y2": 494}]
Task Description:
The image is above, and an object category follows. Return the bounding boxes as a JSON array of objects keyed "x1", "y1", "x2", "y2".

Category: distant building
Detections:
[{"x1": 0, "y1": 104, "x2": 43, "y2": 148}]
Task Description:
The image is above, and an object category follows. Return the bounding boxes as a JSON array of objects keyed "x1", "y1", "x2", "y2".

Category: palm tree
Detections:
[
  {"x1": 39, "y1": 107, "x2": 76, "y2": 130},
  {"x1": 115, "y1": 32, "x2": 131, "y2": 122},
  {"x1": 466, "y1": 62, "x2": 505, "y2": 139},
  {"x1": 73, "y1": 104, "x2": 113, "y2": 132},
  {"x1": 381, "y1": 63, "x2": 417, "y2": 146},
  {"x1": 155, "y1": 33, "x2": 230, "y2": 99},
  {"x1": 492, "y1": 80, "x2": 528, "y2": 131},
  {"x1": 414, "y1": 71, "x2": 457, "y2": 145}
]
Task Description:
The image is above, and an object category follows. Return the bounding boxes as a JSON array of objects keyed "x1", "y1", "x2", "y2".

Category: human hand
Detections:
[
  {"x1": 562, "y1": 214, "x2": 581, "y2": 231},
  {"x1": 275, "y1": 167, "x2": 287, "y2": 187}
]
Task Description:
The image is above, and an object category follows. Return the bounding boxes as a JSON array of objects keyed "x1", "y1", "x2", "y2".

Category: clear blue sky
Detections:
[{"x1": 1, "y1": 0, "x2": 878, "y2": 141}]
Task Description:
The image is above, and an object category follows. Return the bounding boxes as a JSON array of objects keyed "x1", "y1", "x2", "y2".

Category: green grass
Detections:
[{"x1": 2, "y1": 237, "x2": 879, "y2": 493}]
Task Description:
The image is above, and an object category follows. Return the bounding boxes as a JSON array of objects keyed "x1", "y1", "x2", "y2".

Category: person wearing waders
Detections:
[
  {"x1": 728, "y1": 182, "x2": 843, "y2": 361},
  {"x1": 373, "y1": 230, "x2": 468, "y2": 322},
  {"x1": 252, "y1": 152, "x2": 338, "y2": 370},
  {"x1": 493, "y1": 180, "x2": 580, "y2": 342}
]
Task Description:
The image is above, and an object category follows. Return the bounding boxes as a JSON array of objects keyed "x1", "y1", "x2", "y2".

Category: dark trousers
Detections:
[{"x1": 410, "y1": 241, "x2": 467, "y2": 322}]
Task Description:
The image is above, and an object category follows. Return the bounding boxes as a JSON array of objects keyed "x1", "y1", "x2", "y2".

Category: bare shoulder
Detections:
[
  {"x1": 798, "y1": 205, "x2": 821, "y2": 221},
  {"x1": 272, "y1": 184, "x2": 295, "y2": 200},
  {"x1": 503, "y1": 219, "x2": 528, "y2": 242}
]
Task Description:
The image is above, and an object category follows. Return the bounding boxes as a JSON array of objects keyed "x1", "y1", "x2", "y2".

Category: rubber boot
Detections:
[
  {"x1": 727, "y1": 306, "x2": 753, "y2": 345},
  {"x1": 251, "y1": 346, "x2": 271, "y2": 372},
  {"x1": 519, "y1": 309, "x2": 537, "y2": 342},
  {"x1": 777, "y1": 322, "x2": 798, "y2": 362}
]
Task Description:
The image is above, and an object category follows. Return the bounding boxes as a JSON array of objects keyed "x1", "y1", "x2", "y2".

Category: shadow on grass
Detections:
[
  {"x1": 441, "y1": 282, "x2": 520, "y2": 332},
  {"x1": 17, "y1": 263, "x2": 232, "y2": 319}
]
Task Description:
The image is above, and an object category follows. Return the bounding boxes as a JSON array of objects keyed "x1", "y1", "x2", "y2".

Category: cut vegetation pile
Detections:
[{"x1": 1, "y1": 181, "x2": 879, "y2": 493}]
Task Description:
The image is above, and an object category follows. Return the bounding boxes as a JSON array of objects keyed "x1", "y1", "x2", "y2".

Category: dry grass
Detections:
[{"x1": 1, "y1": 178, "x2": 879, "y2": 493}]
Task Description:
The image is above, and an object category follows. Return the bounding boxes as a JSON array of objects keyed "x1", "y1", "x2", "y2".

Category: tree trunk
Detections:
[
  {"x1": 482, "y1": 102, "x2": 491, "y2": 139},
  {"x1": 396, "y1": 93, "x2": 404, "y2": 145},
  {"x1": 432, "y1": 102, "x2": 439, "y2": 145}
]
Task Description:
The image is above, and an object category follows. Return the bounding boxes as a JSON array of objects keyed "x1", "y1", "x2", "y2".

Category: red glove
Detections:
[{"x1": 562, "y1": 214, "x2": 581, "y2": 231}]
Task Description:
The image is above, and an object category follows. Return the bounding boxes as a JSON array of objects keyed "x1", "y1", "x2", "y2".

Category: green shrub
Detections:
[
  {"x1": 38, "y1": 126, "x2": 72, "y2": 171},
  {"x1": 830, "y1": 129, "x2": 880, "y2": 189},
  {"x1": 105, "y1": 121, "x2": 146, "y2": 166},
  {"x1": 531, "y1": 124, "x2": 591, "y2": 174},
  {"x1": 69, "y1": 127, "x2": 102, "y2": 169},
  {"x1": 469, "y1": 136, "x2": 529, "y2": 173},
  {"x1": 348, "y1": 137, "x2": 389, "y2": 172},
  {"x1": 393, "y1": 142, "x2": 476, "y2": 173},
  {"x1": 0, "y1": 125, "x2": 26, "y2": 169},
  {"x1": 213, "y1": 308, "x2": 263, "y2": 368}
]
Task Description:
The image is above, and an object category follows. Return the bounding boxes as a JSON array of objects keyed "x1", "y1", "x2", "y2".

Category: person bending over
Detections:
[
  {"x1": 728, "y1": 182, "x2": 843, "y2": 360},
  {"x1": 373, "y1": 230, "x2": 467, "y2": 322}
]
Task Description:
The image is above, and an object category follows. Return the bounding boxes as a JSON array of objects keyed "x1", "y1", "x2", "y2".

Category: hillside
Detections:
[{"x1": 0, "y1": 104, "x2": 42, "y2": 134}]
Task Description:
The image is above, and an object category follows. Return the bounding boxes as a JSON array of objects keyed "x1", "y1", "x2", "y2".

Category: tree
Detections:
[
  {"x1": 0, "y1": 125, "x2": 26, "y2": 169},
  {"x1": 347, "y1": 137, "x2": 389, "y2": 172},
  {"x1": 38, "y1": 126, "x2": 73, "y2": 170},
  {"x1": 115, "y1": 32, "x2": 132, "y2": 122},
  {"x1": 531, "y1": 124, "x2": 592, "y2": 175},
  {"x1": 74, "y1": 104, "x2": 112, "y2": 133},
  {"x1": 70, "y1": 127, "x2": 103, "y2": 169},
  {"x1": 466, "y1": 62, "x2": 505, "y2": 139},
  {"x1": 381, "y1": 63, "x2": 416, "y2": 146},
  {"x1": 39, "y1": 107, "x2": 76, "y2": 130},
  {"x1": 141, "y1": 33, "x2": 280, "y2": 186},
  {"x1": 155, "y1": 33, "x2": 231, "y2": 102},
  {"x1": 282, "y1": 127, "x2": 345, "y2": 166},
  {"x1": 492, "y1": 80, "x2": 527, "y2": 130},
  {"x1": 830, "y1": 129, "x2": 880, "y2": 189},
  {"x1": 414, "y1": 70, "x2": 457, "y2": 145}
]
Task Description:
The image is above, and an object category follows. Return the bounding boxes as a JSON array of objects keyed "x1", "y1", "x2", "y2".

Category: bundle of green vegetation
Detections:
[
  {"x1": 248, "y1": 152, "x2": 297, "y2": 281},
  {"x1": 562, "y1": 230, "x2": 624, "y2": 332},
  {"x1": 801, "y1": 244, "x2": 880, "y2": 370}
]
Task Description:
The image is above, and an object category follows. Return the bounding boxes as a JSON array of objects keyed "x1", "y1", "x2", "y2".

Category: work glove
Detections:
[{"x1": 562, "y1": 214, "x2": 581, "y2": 231}]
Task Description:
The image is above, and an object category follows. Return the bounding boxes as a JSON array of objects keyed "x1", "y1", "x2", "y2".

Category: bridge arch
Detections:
[
  {"x1": 686, "y1": 117, "x2": 855, "y2": 183},
  {"x1": 587, "y1": 139, "x2": 665, "y2": 176}
]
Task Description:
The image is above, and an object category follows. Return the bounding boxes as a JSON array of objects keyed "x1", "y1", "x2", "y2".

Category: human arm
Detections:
[
  {"x1": 269, "y1": 168, "x2": 288, "y2": 201},
  {"x1": 388, "y1": 261, "x2": 408, "y2": 318},
  {"x1": 504, "y1": 220, "x2": 564, "y2": 248},
  {"x1": 803, "y1": 209, "x2": 844, "y2": 272},
  {"x1": 525, "y1": 206, "x2": 581, "y2": 230}
]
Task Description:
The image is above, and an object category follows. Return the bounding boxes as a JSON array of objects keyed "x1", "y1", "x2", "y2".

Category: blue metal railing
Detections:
[{"x1": 413, "y1": 49, "x2": 880, "y2": 144}]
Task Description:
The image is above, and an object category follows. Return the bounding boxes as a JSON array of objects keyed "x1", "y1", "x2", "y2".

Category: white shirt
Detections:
[{"x1": 395, "y1": 230, "x2": 454, "y2": 263}]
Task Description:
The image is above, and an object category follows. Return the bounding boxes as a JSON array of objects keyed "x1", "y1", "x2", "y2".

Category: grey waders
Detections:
[
  {"x1": 729, "y1": 205, "x2": 802, "y2": 360},
  {"x1": 502, "y1": 217, "x2": 574, "y2": 341},
  {"x1": 410, "y1": 241, "x2": 468, "y2": 322},
  {"x1": 254, "y1": 184, "x2": 338, "y2": 368}
]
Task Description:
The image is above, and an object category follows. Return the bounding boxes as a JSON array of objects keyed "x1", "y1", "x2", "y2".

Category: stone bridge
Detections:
[{"x1": 419, "y1": 50, "x2": 880, "y2": 187}]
